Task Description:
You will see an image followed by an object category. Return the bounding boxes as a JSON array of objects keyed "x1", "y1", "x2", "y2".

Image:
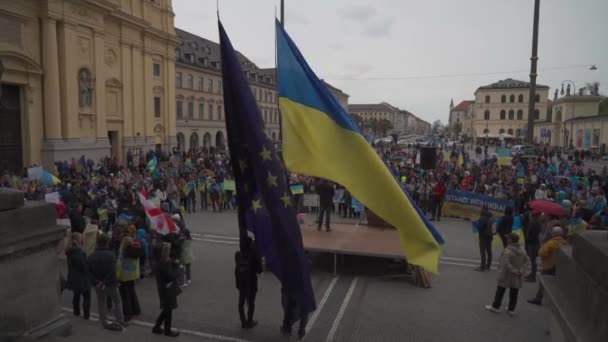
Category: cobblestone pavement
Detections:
[{"x1": 60, "y1": 210, "x2": 551, "y2": 342}]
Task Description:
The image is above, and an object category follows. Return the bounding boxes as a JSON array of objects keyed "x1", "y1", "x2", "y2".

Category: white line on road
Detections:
[
  {"x1": 303, "y1": 276, "x2": 339, "y2": 341},
  {"x1": 192, "y1": 237, "x2": 239, "y2": 245},
  {"x1": 441, "y1": 256, "x2": 499, "y2": 265},
  {"x1": 61, "y1": 307, "x2": 251, "y2": 342},
  {"x1": 202, "y1": 234, "x2": 240, "y2": 240},
  {"x1": 326, "y1": 277, "x2": 358, "y2": 342},
  {"x1": 440, "y1": 261, "x2": 495, "y2": 270}
]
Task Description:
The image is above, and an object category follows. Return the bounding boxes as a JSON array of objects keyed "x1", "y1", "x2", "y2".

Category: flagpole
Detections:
[
  {"x1": 280, "y1": 0, "x2": 285, "y2": 27},
  {"x1": 277, "y1": 0, "x2": 285, "y2": 143}
]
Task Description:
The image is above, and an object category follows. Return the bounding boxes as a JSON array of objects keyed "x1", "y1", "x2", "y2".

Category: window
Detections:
[
  {"x1": 274, "y1": 111, "x2": 279, "y2": 123},
  {"x1": 485, "y1": 95, "x2": 490, "y2": 103},
  {"x1": 208, "y1": 103, "x2": 214, "y2": 120},
  {"x1": 517, "y1": 110, "x2": 523, "y2": 120},
  {"x1": 198, "y1": 77, "x2": 204, "y2": 91},
  {"x1": 518, "y1": 94, "x2": 524, "y2": 103},
  {"x1": 187, "y1": 102, "x2": 194, "y2": 119},
  {"x1": 508, "y1": 110, "x2": 514, "y2": 120},
  {"x1": 535, "y1": 94, "x2": 540, "y2": 102},
  {"x1": 217, "y1": 81, "x2": 222, "y2": 94},
  {"x1": 176, "y1": 72, "x2": 182, "y2": 88},
  {"x1": 199, "y1": 103, "x2": 204, "y2": 119},
  {"x1": 153, "y1": 63, "x2": 161, "y2": 77},
  {"x1": 176, "y1": 101, "x2": 183, "y2": 119},
  {"x1": 484, "y1": 110, "x2": 490, "y2": 120},
  {"x1": 500, "y1": 110, "x2": 506, "y2": 120},
  {"x1": 154, "y1": 97, "x2": 161, "y2": 118},
  {"x1": 483, "y1": 128, "x2": 490, "y2": 134},
  {"x1": 253, "y1": 88, "x2": 257, "y2": 99},
  {"x1": 217, "y1": 105, "x2": 222, "y2": 121},
  {"x1": 263, "y1": 109, "x2": 267, "y2": 122},
  {"x1": 499, "y1": 128, "x2": 505, "y2": 134},
  {"x1": 501, "y1": 95, "x2": 506, "y2": 103},
  {"x1": 534, "y1": 109, "x2": 540, "y2": 120},
  {"x1": 187, "y1": 74, "x2": 193, "y2": 89},
  {"x1": 207, "y1": 79, "x2": 213, "y2": 92},
  {"x1": 507, "y1": 129, "x2": 513, "y2": 135},
  {"x1": 509, "y1": 94, "x2": 515, "y2": 103}
]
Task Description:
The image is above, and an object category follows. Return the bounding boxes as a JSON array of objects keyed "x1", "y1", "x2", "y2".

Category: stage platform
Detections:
[{"x1": 300, "y1": 223, "x2": 404, "y2": 274}]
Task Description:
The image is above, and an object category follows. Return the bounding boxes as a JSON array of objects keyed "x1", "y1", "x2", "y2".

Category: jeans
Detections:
[
  {"x1": 499, "y1": 234, "x2": 509, "y2": 248},
  {"x1": 154, "y1": 308, "x2": 173, "y2": 333},
  {"x1": 184, "y1": 263, "x2": 191, "y2": 283},
  {"x1": 479, "y1": 236, "x2": 493, "y2": 269},
  {"x1": 318, "y1": 206, "x2": 331, "y2": 230},
  {"x1": 527, "y1": 243, "x2": 540, "y2": 276},
  {"x1": 72, "y1": 289, "x2": 91, "y2": 319},
  {"x1": 492, "y1": 286, "x2": 519, "y2": 311},
  {"x1": 200, "y1": 191, "x2": 207, "y2": 210},
  {"x1": 533, "y1": 267, "x2": 556, "y2": 302},
  {"x1": 238, "y1": 290, "x2": 257, "y2": 325},
  {"x1": 431, "y1": 199, "x2": 444, "y2": 220},
  {"x1": 95, "y1": 285, "x2": 124, "y2": 326},
  {"x1": 118, "y1": 281, "x2": 140, "y2": 320}
]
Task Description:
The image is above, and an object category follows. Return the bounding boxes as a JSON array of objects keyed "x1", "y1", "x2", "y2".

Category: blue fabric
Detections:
[
  {"x1": 276, "y1": 20, "x2": 360, "y2": 133},
  {"x1": 218, "y1": 20, "x2": 316, "y2": 316}
]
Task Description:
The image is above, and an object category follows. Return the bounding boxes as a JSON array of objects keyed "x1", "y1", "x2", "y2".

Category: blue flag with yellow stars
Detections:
[{"x1": 218, "y1": 20, "x2": 316, "y2": 316}]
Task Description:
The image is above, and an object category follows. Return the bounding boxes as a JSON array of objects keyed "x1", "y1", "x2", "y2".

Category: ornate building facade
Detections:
[
  {"x1": 174, "y1": 28, "x2": 280, "y2": 152},
  {"x1": 0, "y1": 0, "x2": 179, "y2": 172}
]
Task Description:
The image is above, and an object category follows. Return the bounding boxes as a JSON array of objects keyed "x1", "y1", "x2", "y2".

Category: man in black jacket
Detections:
[
  {"x1": 234, "y1": 237, "x2": 263, "y2": 329},
  {"x1": 476, "y1": 206, "x2": 494, "y2": 271},
  {"x1": 316, "y1": 180, "x2": 335, "y2": 232},
  {"x1": 525, "y1": 212, "x2": 542, "y2": 282},
  {"x1": 87, "y1": 234, "x2": 125, "y2": 330},
  {"x1": 497, "y1": 207, "x2": 514, "y2": 248}
]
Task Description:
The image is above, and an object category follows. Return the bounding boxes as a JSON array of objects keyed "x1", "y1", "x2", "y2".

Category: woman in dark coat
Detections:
[
  {"x1": 152, "y1": 242, "x2": 180, "y2": 337},
  {"x1": 66, "y1": 232, "x2": 91, "y2": 319}
]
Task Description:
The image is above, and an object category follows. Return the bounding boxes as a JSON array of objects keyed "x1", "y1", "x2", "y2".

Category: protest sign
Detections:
[
  {"x1": 497, "y1": 148, "x2": 512, "y2": 166},
  {"x1": 290, "y1": 184, "x2": 304, "y2": 194},
  {"x1": 223, "y1": 180, "x2": 236, "y2": 191},
  {"x1": 443, "y1": 190, "x2": 513, "y2": 220},
  {"x1": 303, "y1": 194, "x2": 319, "y2": 208}
]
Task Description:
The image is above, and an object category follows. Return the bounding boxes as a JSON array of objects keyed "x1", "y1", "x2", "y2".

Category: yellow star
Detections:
[
  {"x1": 260, "y1": 146, "x2": 272, "y2": 161},
  {"x1": 239, "y1": 159, "x2": 248, "y2": 172},
  {"x1": 281, "y1": 193, "x2": 292, "y2": 207},
  {"x1": 266, "y1": 172, "x2": 278, "y2": 187},
  {"x1": 252, "y1": 199, "x2": 263, "y2": 213},
  {"x1": 262, "y1": 129, "x2": 272, "y2": 140}
]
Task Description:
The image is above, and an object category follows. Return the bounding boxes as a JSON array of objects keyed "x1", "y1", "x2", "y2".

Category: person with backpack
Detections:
[{"x1": 234, "y1": 237, "x2": 263, "y2": 329}]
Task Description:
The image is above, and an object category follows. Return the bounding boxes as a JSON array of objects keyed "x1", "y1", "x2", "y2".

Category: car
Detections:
[{"x1": 511, "y1": 145, "x2": 537, "y2": 156}]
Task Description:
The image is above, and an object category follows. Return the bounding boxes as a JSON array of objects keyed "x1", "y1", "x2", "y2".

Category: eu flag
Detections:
[{"x1": 218, "y1": 20, "x2": 316, "y2": 316}]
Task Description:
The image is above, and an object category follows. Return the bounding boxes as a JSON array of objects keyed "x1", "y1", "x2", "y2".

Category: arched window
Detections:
[
  {"x1": 176, "y1": 133, "x2": 185, "y2": 151},
  {"x1": 517, "y1": 110, "x2": 523, "y2": 120},
  {"x1": 507, "y1": 129, "x2": 514, "y2": 135},
  {"x1": 534, "y1": 109, "x2": 540, "y2": 120},
  {"x1": 516, "y1": 129, "x2": 522, "y2": 137},
  {"x1": 484, "y1": 110, "x2": 490, "y2": 120},
  {"x1": 508, "y1": 110, "x2": 514, "y2": 120},
  {"x1": 485, "y1": 95, "x2": 490, "y2": 103},
  {"x1": 499, "y1": 128, "x2": 505, "y2": 134},
  {"x1": 510, "y1": 94, "x2": 515, "y2": 103},
  {"x1": 501, "y1": 95, "x2": 506, "y2": 103},
  {"x1": 500, "y1": 110, "x2": 506, "y2": 120},
  {"x1": 190, "y1": 132, "x2": 199, "y2": 149},
  {"x1": 535, "y1": 94, "x2": 540, "y2": 102},
  {"x1": 518, "y1": 94, "x2": 524, "y2": 103},
  {"x1": 483, "y1": 128, "x2": 490, "y2": 134}
]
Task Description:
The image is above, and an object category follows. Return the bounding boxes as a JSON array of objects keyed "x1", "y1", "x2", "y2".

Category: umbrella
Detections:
[{"x1": 529, "y1": 200, "x2": 567, "y2": 216}]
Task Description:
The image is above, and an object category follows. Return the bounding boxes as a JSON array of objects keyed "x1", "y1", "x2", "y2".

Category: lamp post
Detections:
[
  {"x1": 525, "y1": 0, "x2": 540, "y2": 144},
  {"x1": 560, "y1": 80, "x2": 576, "y2": 97}
]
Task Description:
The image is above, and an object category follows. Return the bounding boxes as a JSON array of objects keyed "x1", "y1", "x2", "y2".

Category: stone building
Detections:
[
  {"x1": 449, "y1": 100, "x2": 474, "y2": 138},
  {"x1": 0, "y1": 0, "x2": 179, "y2": 172},
  {"x1": 348, "y1": 102, "x2": 409, "y2": 136},
  {"x1": 174, "y1": 28, "x2": 280, "y2": 151},
  {"x1": 322, "y1": 80, "x2": 349, "y2": 111},
  {"x1": 471, "y1": 78, "x2": 549, "y2": 138}
]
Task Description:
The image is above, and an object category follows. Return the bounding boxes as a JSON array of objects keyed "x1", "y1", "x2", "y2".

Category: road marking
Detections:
[
  {"x1": 441, "y1": 256, "x2": 499, "y2": 265},
  {"x1": 326, "y1": 277, "x2": 358, "y2": 342},
  {"x1": 440, "y1": 261, "x2": 495, "y2": 270},
  {"x1": 192, "y1": 237, "x2": 238, "y2": 245},
  {"x1": 202, "y1": 234, "x2": 240, "y2": 240},
  {"x1": 303, "y1": 276, "x2": 339, "y2": 340},
  {"x1": 61, "y1": 307, "x2": 251, "y2": 342}
]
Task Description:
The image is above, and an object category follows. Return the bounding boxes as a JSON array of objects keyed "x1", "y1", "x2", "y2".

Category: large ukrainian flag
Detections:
[{"x1": 276, "y1": 21, "x2": 441, "y2": 273}]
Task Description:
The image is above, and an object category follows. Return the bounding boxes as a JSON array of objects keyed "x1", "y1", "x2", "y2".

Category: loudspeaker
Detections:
[{"x1": 419, "y1": 147, "x2": 437, "y2": 170}]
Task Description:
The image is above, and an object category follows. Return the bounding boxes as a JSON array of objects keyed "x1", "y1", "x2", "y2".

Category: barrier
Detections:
[{"x1": 443, "y1": 190, "x2": 513, "y2": 220}]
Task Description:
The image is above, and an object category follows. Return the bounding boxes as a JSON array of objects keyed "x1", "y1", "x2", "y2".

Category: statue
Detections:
[
  {"x1": 566, "y1": 84, "x2": 571, "y2": 96},
  {"x1": 594, "y1": 83, "x2": 600, "y2": 96},
  {"x1": 554, "y1": 88, "x2": 558, "y2": 100},
  {"x1": 78, "y1": 68, "x2": 93, "y2": 107}
]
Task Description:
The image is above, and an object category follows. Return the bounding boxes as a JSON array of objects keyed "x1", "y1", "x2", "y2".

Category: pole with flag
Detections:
[{"x1": 218, "y1": 18, "x2": 316, "y2": 323}]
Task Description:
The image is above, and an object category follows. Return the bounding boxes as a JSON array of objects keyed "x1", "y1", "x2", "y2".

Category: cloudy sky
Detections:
[{"x1": 173, "y1": 0, "x2": 608, "y2": 124}]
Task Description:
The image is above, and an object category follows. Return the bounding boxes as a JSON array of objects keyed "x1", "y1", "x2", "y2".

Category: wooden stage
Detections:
[{"x1": 300, "y1": 223, "x2": 404, "y2": 274}]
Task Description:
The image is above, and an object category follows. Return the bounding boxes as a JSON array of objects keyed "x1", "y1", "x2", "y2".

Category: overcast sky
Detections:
[{"x1": 173, "y1": 0, "x2": 608, "y2": 124}]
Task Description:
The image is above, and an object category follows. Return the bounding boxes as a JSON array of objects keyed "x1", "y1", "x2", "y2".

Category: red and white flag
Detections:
[{"x1": 138, "y1": 193, "x2": 179, "y2": 235}]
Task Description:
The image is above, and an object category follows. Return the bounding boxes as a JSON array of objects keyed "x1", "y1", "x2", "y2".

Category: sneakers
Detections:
[
  {"x1": 484, "y1": 305, "x2": 500, "y2": 313},
  {"x1": 506, "y1": 310, "x2": 516, "y2": 316}
]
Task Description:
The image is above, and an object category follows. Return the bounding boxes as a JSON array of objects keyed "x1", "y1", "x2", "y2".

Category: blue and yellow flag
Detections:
[
  {"x1": 276, "y1": 20, "x2": 441, "y2": 272},
  {"x1": 219, "y1": 20, "x2": 316, "y2": 315}
]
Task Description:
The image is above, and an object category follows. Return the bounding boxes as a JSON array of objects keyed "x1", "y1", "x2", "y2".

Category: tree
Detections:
[
  {"x1": 377, "y1": 119, "x2": 393, "y2": 137},
  {"x1": 582, "y1": 81, "x2": 601, "y2": 96},
  {"x1": 432, "y1": 120, "x2": 443, "y2": 133},
  {"x1": 600, "y1": 97, "x2": 608, "y2": 116}
]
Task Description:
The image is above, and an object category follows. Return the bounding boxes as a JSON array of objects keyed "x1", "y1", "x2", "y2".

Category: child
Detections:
[{"x1": 180, "y1": 228, "x2": 193, "y2": 286}]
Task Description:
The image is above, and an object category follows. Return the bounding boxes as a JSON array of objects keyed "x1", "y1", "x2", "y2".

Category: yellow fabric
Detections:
[
  {"x1": 457, "y1": 152, "x2": 464, "y2": 167},
  {"x1": 280, "y1": 98, "x2": 440, "y2": 272},
  {"x1": 538, "y1": 236, "x2": 566, "y2": 271}
]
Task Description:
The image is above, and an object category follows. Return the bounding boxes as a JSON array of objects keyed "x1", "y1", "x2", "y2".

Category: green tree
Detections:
[{"x1": 600, "y1": 97, "x2": 608, "y2": 115}]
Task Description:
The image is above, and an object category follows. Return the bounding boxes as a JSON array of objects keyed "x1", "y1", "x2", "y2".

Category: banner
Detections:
[
  {"x1": 303, "y1": 194, "x2": 319, "y2": 208},
  {"x1": 223, "y1": 180, "x2": 236, "y2": 191},
  {"x1": 497, "y1": 148, "x2": 512, "y2": 166},
  {"x1": 290, "y1": 184, "x2": 304, "y2": 194},
  {"x1": 443, "y1": 190, "x2": 513, "y2": 220}
]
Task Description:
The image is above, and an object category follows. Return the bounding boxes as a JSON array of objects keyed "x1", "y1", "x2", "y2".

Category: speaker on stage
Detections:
[{"x1": 419, "y1": 146, "x2": 437, "y2": 170}]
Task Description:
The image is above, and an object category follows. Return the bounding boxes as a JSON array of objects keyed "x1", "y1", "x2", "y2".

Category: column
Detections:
[
  {"x1": 94, "y1": 31, "x2": 107, "y2": 138},
  {"x1": 42, "y1": 18, "x2": 62, "y2": 140}
]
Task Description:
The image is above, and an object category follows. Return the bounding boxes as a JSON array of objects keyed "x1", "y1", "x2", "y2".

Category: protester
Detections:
[
  {"x1": 497, "y1": 207, "x2": 514, "y2": 248},
  {"x1": 527, "y1": 226, "x2": 566, "y2": 306},
  {"x1": 525, "y1": 212, "x2": 543, "y2": 282},
  {"x1": 316, "y1": 179, "x2": 335, "y2": 232},
  {"x1": 117, "y1": 236, "x2": 142, "y2": 322},
  {"x1": 476, "y1": 206, "x2": 494, "y2": 271},
  {"x1": 180, "y1": 228, "x2": 194, "y2": 286},
  {"x1": 430, "y1": 179, "x2": 447, "y2": 221},
  {"x1": 234, "y1": 237, "x2": 263, "y2": 329},
  {"x1": 87, "y1": 234, "x2": 126, "y2": 330},
  {"x1": 65, "y1": 232, "x2": 91, "y2": 320},
  {"x1": 153, "y1": 242, "x2": 181, "y2": 337},
  {"x1": 485, "y1": 233, "x2": 530, "y2": 314}
]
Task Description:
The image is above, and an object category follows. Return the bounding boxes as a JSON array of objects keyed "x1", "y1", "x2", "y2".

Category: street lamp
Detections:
[{"x1": 560, "y1": 80, "x2": 576, "y2": 96}]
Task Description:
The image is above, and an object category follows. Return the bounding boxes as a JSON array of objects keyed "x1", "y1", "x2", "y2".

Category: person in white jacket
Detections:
[{"x1": 535, "y1": 184, "x2": 548, "y2": 200}]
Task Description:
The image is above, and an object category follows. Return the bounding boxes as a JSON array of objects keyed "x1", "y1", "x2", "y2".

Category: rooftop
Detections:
[
  {"x1": 321, "y1": 80, "x2": 349, "y2": 98},
  {"x1": 348, "y1": 103, "x2": 399, "y2": 112},
  {"x1": 478, "y1": 78, "x2": 549, "y2": 90},
  {"x1": 451, "y1": 100, "x2": 474, "y2": 112}
]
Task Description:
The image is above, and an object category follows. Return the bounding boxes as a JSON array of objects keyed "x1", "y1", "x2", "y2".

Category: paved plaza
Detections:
[{"x1": 59, "y1": 210, "x2": 551, "y2": 342}]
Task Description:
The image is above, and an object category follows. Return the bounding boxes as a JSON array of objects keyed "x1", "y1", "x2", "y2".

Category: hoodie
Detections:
[{"x1": 136, "y1": 228, "x2": 150, "y2": 258}]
